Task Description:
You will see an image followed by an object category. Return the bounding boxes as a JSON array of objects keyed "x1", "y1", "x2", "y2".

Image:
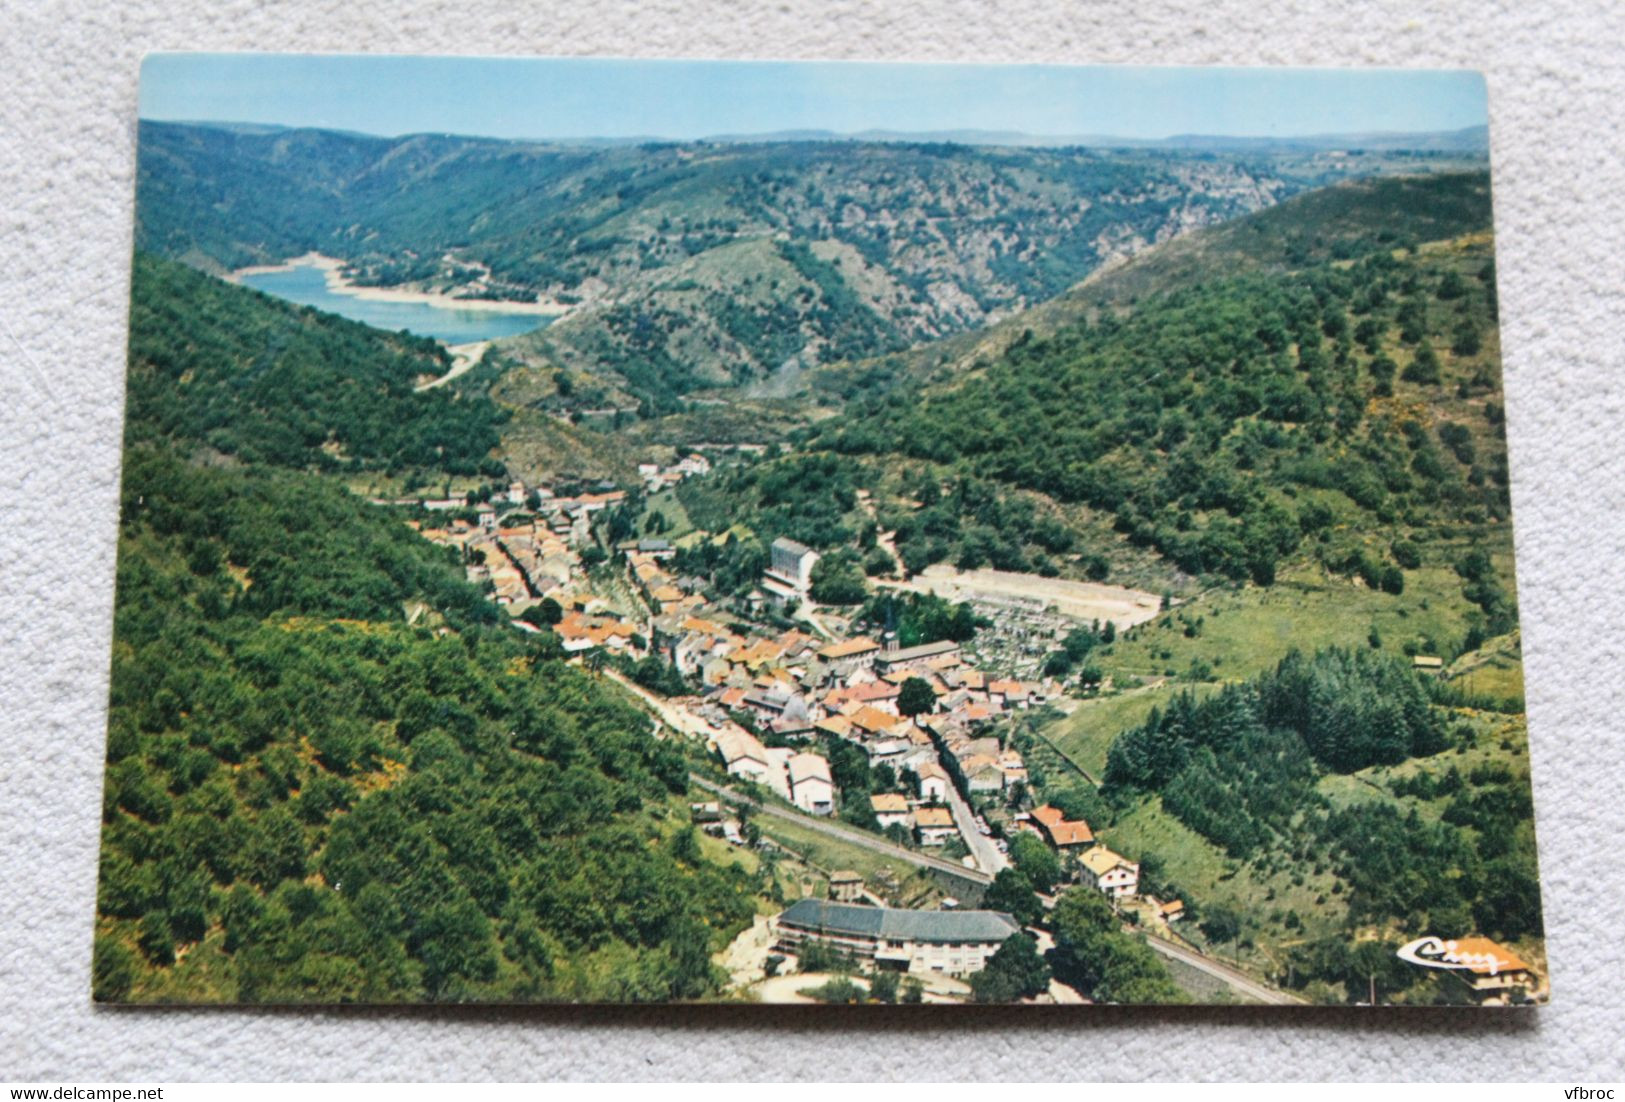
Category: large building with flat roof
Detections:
[
  {"x1": 773, "y1": 899, "x2": 1020, "y2": 976},
  {"x1": 763, "y1": 537, "x2": 820, "y2": 602}
]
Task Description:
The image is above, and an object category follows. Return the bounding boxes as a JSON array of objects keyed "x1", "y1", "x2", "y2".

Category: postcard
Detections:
[{"x1": 95, "y1": 54, "x2": 1544, "y2": 1006}]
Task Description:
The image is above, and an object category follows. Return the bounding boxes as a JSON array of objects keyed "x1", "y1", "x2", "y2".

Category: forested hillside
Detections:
[
  {"x1": 1095, "y1": 647, "x2": 1541, "y2": 1002},
  {"x1": 96, "y1": 267, "x2": 764, "y2": 1003},
  {"x1": 126, "y1": 253, "x2": 507, "y2": 477},
  {"x1": 97, "y1": 454, "x2": 753, "y2": 1003},
  {"x1": 137, "y1": 120, "x2": 1480, "y2": 411},
  {"x1": 818, "y1": 176, "x2": 1511, "y2": 600}
]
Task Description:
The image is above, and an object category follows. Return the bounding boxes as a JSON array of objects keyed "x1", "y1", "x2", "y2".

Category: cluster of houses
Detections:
[
  {"x1": 412, "y1": 509, "x2": 1050, "y2": 861},
  {"x1": 406, "y1": 478, "x2": 1335, "y2": 998},
  {"x1": 624, "y1": 542, "x2": 709, "y2": 617},
  {"x1": 410, "y1": 515, "x2": 533, "y2": 605},
  {"x1": 408, "y1": 496, "x2": 1546, "y2": 1005},
  {"x1": 411, "y1": 479, "x2": 629, "y2": 608},
  {"x1": 710, "y1": 729, "x2": 835, "y2": 815},
  {"x1": 553, "y1": 609, "x2": 643, "y2": 653},
  {"x1": 420, "y1": 514, "x2": 580, "y2": 606},
  {"x1": 868, "y1": 787, "x2": 956, "y2": 846},
  {"x1": 413, "y1": 490, "x2": 1156, "y2": 909},
  {"x1": 1014, "y1": 804, "x2": 1145, "y2": 902},
  {"x1": 655, "y1": 610, "x2": 1053, "y2": 843},
  {"x1": 522, "y1": 538, "x2": 1074, "y2": 859},
  {"x1": 635, "y1": 453, "x2": 711, "y2": 494}
]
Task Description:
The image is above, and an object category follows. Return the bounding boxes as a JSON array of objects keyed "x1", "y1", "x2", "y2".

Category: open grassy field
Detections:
[
  {"x1": 635, "y1": 489, "x2": 698, "y2": 543},
  {"x1": 1100, "y1": 797, "x2": 1346, "y2": 977},
  {"x1": 1039, "y1": 550, "x2": 1516, "y2": 775},
  {"x1": 1444, "y1": 630, "x2": 1526, "y2": 702},
  {"x1": 1102, "y1": 559, "x2": 1500, "y2": 685},
  {"x1": 1044, "y1": 683, "x2": 1213, "y2": 778}
]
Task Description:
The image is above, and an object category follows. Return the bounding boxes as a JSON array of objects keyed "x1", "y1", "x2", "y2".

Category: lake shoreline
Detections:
[{"x1": 228, "y1": 252, "x2": 571, "y2": 318}]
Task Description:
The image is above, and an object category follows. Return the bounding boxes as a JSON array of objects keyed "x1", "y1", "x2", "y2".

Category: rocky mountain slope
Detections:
[{"x1": 137, "y1": 120, "x2": 1481, "y2": 410}]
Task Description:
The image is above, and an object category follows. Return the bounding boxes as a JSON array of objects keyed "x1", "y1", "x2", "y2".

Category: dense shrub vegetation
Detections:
[
  {"x1": 96, "y1": 450, "x2": 754, "y2": 1003},
  {"x1": 818, "y1": 219, "x2": 1508, "y2": 588},
  {"x1": 126, "y1": 253, "x2": 506, "y2": 476},
  {"x1": 1102, "y1": 648, "x2": 1540, "y2": 945}
]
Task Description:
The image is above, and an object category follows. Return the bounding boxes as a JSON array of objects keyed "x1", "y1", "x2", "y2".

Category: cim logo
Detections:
[{"x1": 1396, "y1": 936, "x2": 1516, "y2": 976}]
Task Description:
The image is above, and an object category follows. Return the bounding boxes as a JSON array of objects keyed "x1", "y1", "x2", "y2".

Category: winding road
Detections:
[{"x1": 415, "y1": 340, "x2": 490, "y2": 391}]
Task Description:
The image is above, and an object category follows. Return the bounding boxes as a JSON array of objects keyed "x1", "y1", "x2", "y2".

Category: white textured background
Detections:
[{"x1": 3, "y1": 0, "x2": 1622, "y2": 1082}]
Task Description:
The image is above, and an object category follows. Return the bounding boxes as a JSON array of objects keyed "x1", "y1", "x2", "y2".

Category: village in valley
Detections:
[
  {"x1": 372, "y1": 432, "x2": 1543, "y2": 1007},
  {"x1": 385, "y1": 451, "x2": 1290, "y2": 1004},
  {"x1": 94, "y1": 59, "x2": 1546, "y2": 1014}
]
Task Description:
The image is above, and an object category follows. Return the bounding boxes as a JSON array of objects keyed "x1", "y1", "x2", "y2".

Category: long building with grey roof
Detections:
[
  {"x1": 773, "y1": 899, "x2": 1020, "y2": 976},
  {"x1": 874, "y1": 638, "x2": 962, "y2": 674}
]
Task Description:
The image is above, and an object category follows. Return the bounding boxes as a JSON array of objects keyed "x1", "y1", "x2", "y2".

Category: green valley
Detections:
[{"x1": 101, "y1": 89, "x2": 1542, "y2": 1009}]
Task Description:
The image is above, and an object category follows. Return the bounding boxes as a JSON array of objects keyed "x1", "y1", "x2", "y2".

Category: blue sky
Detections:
[{"x1": 139, "y1": 54, "x2": 1488, "y2": 143}]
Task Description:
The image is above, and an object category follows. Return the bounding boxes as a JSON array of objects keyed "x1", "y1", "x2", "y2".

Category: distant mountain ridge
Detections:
[
  {"x1": 702, "y1": 124, "x2": 1489, "y2": 153},
  {"x1": 151, "y1": 116, "x2": 1489, "y2": 153}
]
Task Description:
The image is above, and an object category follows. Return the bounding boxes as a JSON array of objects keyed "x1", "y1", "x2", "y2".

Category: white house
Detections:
[
  {"x1": 1081, "y1": 846, "x2": 1140, "y2": 900},
  {"x1": 913, "y1": 760, "x2": 952, "y2": 803},
  {"x1": 788, "y1": 752, "x2": 835, "y2": 816},
  {"x1": 715, "y1": 729, "x2": 773, "y2": 786}
]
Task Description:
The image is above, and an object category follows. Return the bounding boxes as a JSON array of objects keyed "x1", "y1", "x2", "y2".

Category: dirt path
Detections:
[
  {"x1": 718, "y1": 915, "x2": 776, "y2": 992},
  {"x1": 855, "y1": 490, "x2": 906, "y2": 579},
  {"x1": 416, "y1": 340, "x2": 490, "y2": 391}
]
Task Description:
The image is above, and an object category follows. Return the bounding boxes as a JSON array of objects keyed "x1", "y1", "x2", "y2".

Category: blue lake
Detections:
[{"x1": 237, "y1": 264, "x2": 554, "y2": 344}]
